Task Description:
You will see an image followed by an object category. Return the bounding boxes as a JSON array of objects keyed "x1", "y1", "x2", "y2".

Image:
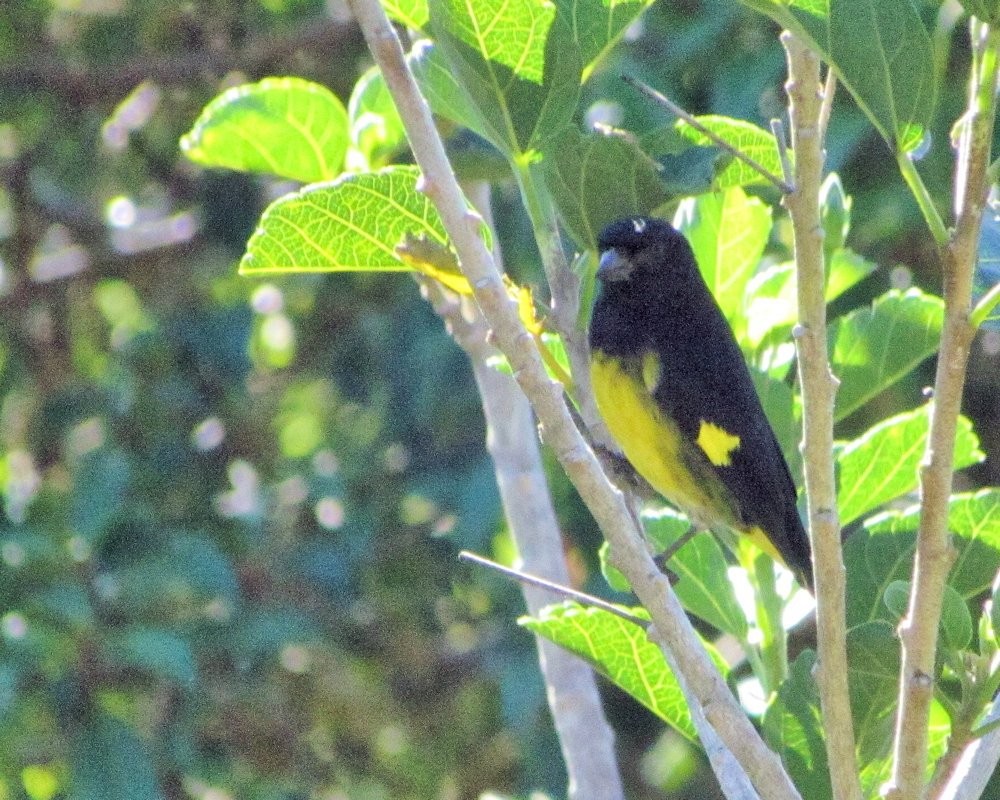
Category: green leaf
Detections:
[
  {"x1": 408, "y1": 40, "x2": 489, "y2": 136},
  {"x1": 825, "y1": 247, "x2": 876, "y2": 303},
  {"x1": 381, "y1": 0, "x2": 429, "y2": 28},
  {"x1": 837, "y1": 408, "x2": 984, "y2": 527},
  {"x1": 543, "y1": 127, "x2": 670, "y2": 251},
  {"x1": 763, "y1": 651, "x2": 831, "y2": 800},
  {"x1": 847, "y1": 491, "x2": 1000, "y2": 626},
  {"x1": 643, "y1": 508, "x2": 748, "y2": 639},
  {"x1": 108, "y1": 627, "x2": 197, "y2": 685},
  {"x1": 71, "y1": 448, "x2": 131, "y2": 544},
  {"x1": 675, "y1": 116, "x2": 787, "y2": 190},
  {"x1": 739, "y1": 0, "x2": 936, "y2": 152},
  {"x1": 427, "y1": 0, "x2": 581, "y2": 154},
  {"x1": 521, "y1": 601, "x2": 726, "y2": 741},
  {"x1": 181, "y1": 77, "x2": 349, "y2": 183},
  {"x1": 348, "y1": 66, "x2": 406, "y2": 169},
  {"x1": 554, "y1": 0, "x2": 656, "y2": 81},
  {"x1": 820, "y1": 173, "x2": 852, "y2": 263},
  {"x1": 957, "y1": 0, "x2": 1000, "y2": 26},
  {"x1": 674, "y1": 187, "x2": 772, "y2": 332},
  {"x1": 239, "y1": 165, "x2": 475, "y2": 293},
  {"x1": 882, "y1": 580, "x2": 972, "y2": 652},
  {"x1": 940, "y1": 584, "x2": 974, "y2": 652},
  {"x1": 70, "y1": 714, "x2": 163, "y2": 800},
  {"x1": 843, "y1": 526, "x2": 917, "y2": 628},
  {"x1": 867, "y1": 489, "x2": 1000, "y2": 598},
  {"x1": 745, "y1": 248, "x2": 876, "y2": 349},
  {"x1": 751, "y1": 367, "x2": 797, "y2": 469},
  {"x1": 829, "y1": 288, "x2": 944, "y2": 421},
  {"x1": 847, "y1": 621, "x2": 899, "y2": 767}
]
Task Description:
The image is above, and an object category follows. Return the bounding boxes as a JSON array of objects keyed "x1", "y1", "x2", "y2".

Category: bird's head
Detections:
[{"x1": 596, "y1": 217, "x2": 693, "y2": 285}]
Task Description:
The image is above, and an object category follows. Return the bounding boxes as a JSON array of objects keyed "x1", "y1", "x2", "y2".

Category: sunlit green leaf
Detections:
[
  {"x1": 348, "y1": 66, "x2": 406, "y2": 169},
  {"x1": 745, "y1": 248, "x2": 876, "y2": 348},
  {"x1": 239, "y1": 165, "x2": 476, "y2": 293},
  {"x1": 409, "y1": 39, "x2": 491, "y2": 134},
  {"x1": 181, "y1": 77, "x2": 349, "y2": 183},
  {"x1": 544, "y1": 127, "x2": 670, "y2": 250},
  {"x1": 675, "y1": 116, "x2": 787, "y2": 190},
  {"x1": 674, "y1": 187, "x2": 772, "y2": 333},
  {"x1": 428, "y1": 0, "x2": 580, "y2": 154},
  {"x1": 643, "y1": 508, "x2": 748, "y2": 639},
  {"x1": 381, "y1": 0, "x2": 429, "y2": 28},
  {"x1": 846, "y1": 491, "x2": 1000, "y2": 627},
  {"x1": 829, "y1": 288, "x2": 944, "y2": 421},
  {"x1": 521, "y1": 601, "x2": 726, "y2": 741},
  {"x1": 867, "y1": 489, "x2": 1000, "y2": 597},
  {"x1": 837, "y1": 408, "x2": 984, "y2": 527},
  {"x1": 820, "y1": 173, "x2": 852, "y2": 262}
]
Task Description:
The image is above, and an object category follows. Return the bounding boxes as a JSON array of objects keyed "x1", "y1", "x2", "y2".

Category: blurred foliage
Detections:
[{"x1": 2, "y1": 2, "x2": 1000, "y2": 800}]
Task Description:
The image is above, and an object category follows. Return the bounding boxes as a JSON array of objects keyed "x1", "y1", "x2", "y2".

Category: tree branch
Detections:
[
  {"x1": 886, "y1": 20, "x2": 1000, "y2": 800},
  {"x1": 781, "y1": 32, "x2": 862, "y2": 800},
  {"x1": 344, "y1": 2, "x2": 802, "y2": 797},
  {"x1": 423, "y1": 182, "x2": 626, "y2": 799}
]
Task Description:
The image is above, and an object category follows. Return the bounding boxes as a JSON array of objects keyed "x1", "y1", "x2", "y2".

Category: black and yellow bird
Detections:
[{"x1": 588, "y1": 217, "x2": 813, "y2": 591}]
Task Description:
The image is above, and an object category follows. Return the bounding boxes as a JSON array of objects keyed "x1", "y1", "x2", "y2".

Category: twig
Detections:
[
  {"x1": 623, "y1": 74, "x2": 793, "y2": 194},
  {"x1": 345, "y1": 2, "x2": 802, "y2": 797},
  {"x1": 781, "y1": 32, "x2": 862, "y2": 800},
  {"x1": 461, "y1": 549, "x2": 762, "y2": 800},
  {"x1": 459, "y1": 551, "x2": 650, "y2": 628},
  {"x1": 770, "y1": 119, "x2": 795, "y2": 190},
  {"x1": 897, "y1": 151, "x2": 950, "y2": 246},
  {"x1": 971, "y1": 278, "x2": 1000, "y2": 328},
  {"x1": 817, "y1": 67, "x2": 837, "y2": 145},
  {"x1": 886, "y1": 20, "x2": 1000, "y2": 800}
]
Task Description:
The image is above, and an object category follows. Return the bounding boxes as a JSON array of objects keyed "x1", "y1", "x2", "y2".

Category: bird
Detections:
[{"x1": 588, "y1": 216, "x2": 813, "y2": 591}]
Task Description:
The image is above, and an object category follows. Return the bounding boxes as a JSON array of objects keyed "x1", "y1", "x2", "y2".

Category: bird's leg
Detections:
[{"x1": 652, "y1": 525, "x2": 702, "y2": 575}]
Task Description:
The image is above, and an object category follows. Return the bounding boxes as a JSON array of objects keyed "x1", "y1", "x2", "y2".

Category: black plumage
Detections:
[{"x1": 589, "y1": 217, "x2": 813, "y2": 590}]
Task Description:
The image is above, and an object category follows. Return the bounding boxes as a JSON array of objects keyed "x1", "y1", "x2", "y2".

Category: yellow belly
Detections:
[
  {"x1": 590, "y1": 351, "x2": 725, "y2": 524},
  {"x1": 590, "y1": 351, "x2": 786, "y2": 565}
]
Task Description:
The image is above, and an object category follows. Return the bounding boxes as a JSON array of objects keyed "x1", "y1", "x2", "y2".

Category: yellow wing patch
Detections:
[
  {"x1": 696, "y1": 421, "x2": 741, "y2": 467},
  {"x1": 590, "y1": 351, "x2": 737, "y2": 529}
]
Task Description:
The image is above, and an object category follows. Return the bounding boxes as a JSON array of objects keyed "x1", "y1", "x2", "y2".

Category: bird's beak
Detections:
[{"x1": 596, "y1": 248, "x2": 633, "y2": 282}]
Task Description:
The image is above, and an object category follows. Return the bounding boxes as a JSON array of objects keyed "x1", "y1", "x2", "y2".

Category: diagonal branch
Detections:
[
  {"x1": 422, "y1": 181, "x2": 625, "y2": 799},
  {"x1": 343, "y1": 1, "x2": 802, "y2": 798}
]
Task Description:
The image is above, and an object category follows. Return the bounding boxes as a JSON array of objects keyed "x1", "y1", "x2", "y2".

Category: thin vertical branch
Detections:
[
  {"x1": 886, "y1": 20, "x2": 1000, "y2": 800},
  {"x1": 781, "y1": 32, "x2": 862, "y2": 800},
  {"x1": 345, "y1": 2, "x2": 803, "y2": 797},
  {"x1": 424, "y1": 181, "x2": 626, "y2": 799}
]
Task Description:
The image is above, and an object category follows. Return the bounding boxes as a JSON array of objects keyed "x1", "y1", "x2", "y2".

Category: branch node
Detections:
[{"x1": 912, "y1": 670, "x2": 933, "y2": 689}]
